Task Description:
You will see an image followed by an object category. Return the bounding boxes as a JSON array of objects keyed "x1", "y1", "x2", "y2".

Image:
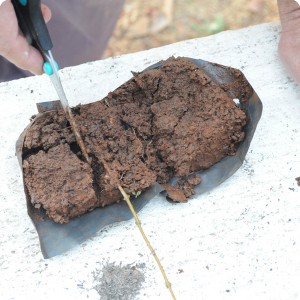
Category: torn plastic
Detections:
[{"x1": 16, "y1": 58, "x2": 262, "y2": 258}]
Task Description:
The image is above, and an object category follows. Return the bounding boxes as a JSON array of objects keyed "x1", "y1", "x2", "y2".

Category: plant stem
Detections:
[{"x1": 118, "y1": 184, "x2": 177, "y2": 300}]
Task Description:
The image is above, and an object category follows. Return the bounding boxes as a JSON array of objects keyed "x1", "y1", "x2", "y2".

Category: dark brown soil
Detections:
[{"x1": 22, "y1": 57, "x2": 247, "y2": 223}]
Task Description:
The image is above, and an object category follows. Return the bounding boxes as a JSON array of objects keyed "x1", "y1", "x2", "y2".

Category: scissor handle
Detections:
[{"x1": 11, "y1": 0, "x2": 53, "y2": 52}]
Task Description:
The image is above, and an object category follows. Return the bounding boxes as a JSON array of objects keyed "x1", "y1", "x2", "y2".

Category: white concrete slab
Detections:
[{"x1": 1, "y1": 22, "x2": 300, "y2": 300}]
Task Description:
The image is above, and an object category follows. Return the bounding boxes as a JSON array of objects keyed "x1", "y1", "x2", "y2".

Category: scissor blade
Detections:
[
  {"x1": 49, "y1": 74, "x2": 69, "y2": 110},
  {"x1": 43, "y1": 50, "x2": 91, "y2": 164},
  {"x1": 44, "y1": 50, "x2": 69, "y2": 110}
]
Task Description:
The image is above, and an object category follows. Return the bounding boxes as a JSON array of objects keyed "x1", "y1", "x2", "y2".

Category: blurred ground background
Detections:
[{"x1": 104, "y1": 0, "x2": 279, "y2": 58}]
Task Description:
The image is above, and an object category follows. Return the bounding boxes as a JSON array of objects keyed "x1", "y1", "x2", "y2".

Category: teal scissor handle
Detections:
[
  {"x1": 43, "y1": 60, "x2": 59, "y2": 76},
  {"x1": 19, "y1": 0, "x2": 27, "y2": 6}
]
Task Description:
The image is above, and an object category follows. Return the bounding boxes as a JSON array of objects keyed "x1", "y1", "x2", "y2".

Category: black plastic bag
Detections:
[{"x1": 16, "y1": 58, "x2": 262, "y2": 258}]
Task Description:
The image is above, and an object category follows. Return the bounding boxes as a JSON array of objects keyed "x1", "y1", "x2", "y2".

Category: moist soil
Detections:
[{"x1": 22, "y1": 57, "x2": 247, "y2": 223}]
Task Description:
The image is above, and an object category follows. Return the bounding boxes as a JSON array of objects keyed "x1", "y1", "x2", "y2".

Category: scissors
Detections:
[{"x1": 12, "y1": 0, "x2": 90, "y2": 163}]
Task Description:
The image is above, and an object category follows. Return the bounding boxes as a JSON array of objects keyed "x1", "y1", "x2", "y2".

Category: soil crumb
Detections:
[
  {"x1": 163, "y1": 183, "x2": 187, "y2": 203},
  {"x1": 93, "y1": 262, "x2": 145, "y2": 300},
  {"x1": 174, "y1": 174, "x2": 202, "y2": 201},
  {"x1": 23, "y1": 57, "x2": 247, "y2": 223}
]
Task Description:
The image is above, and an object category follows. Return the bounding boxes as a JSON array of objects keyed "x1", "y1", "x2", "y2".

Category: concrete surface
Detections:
[{"x1": 1, "y1": 22, "x2": 300, "y2": 300}]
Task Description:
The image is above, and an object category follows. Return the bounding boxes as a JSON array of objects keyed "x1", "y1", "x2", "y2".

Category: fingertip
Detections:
[{"x1": 41, "y1": 4, "x2": 52, "y2": 23}]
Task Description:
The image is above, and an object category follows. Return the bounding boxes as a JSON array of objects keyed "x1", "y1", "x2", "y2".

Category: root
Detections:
[
  {"x1": 118, "y1": 184, "x2": 176, "y2": 300},
  {"x1": 66, "y1": 106, "x2": 91, "y2": 164},
  {"x1": 102, "y1": 161, "x2": 176, "y2": 299},
  {"x1": 79, "y1": 129, "x2": 176, "y2": 298}
]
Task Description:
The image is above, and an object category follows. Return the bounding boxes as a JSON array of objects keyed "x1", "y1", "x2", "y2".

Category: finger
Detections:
[
  {"x1": 41, "y1": 4, "x2": 52, "y2": 23},
  {"x1": 4, "y1": 34, "x2": 45, "y2": 74},
  {"x1": 0, "y1": 1, "x2": 51, "y2": 75}
]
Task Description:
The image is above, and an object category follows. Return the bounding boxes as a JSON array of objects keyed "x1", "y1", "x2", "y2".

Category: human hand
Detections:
[
  {"x1": 0, "y1": 0, "x2": 51, "y2": 75},
  {"x1": 277, "y1": 0, "x2": 300, "y2": 84}
]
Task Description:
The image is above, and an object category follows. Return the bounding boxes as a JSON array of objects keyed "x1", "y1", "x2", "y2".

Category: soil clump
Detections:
[{"x1": 22, "y1": 57, "x2": 247, "y2": 223}]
